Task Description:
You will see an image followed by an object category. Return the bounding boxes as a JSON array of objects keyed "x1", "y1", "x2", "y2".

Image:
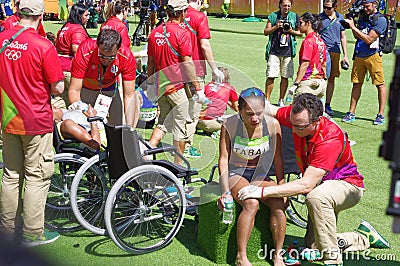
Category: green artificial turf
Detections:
[{"x1": 2, "y1": 15, "x2": 399, "y2": 265}]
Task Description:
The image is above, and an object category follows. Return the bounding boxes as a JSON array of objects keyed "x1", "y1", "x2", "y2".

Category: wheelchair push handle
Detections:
[{"x1": 144, "y1": 146, "x2": 176, "y2": 155}]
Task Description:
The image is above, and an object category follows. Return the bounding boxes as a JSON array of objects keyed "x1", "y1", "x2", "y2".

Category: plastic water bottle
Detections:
[
  {"x1": 222, "y1": 192, "x2": 234, "y2": 224},
  {"x1": 284, "y1": 90, "x2": 294, "y2": 105},
  {"x1": 192, "y1": 93, "x2": 212, "y2": 105}
]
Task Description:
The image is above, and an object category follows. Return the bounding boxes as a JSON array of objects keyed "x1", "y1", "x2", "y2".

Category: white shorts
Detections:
[{"x1": 266, "y1": 54, "x2": 294, "y2": 79}]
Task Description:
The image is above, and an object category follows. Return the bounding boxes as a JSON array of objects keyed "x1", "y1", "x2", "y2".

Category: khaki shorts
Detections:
[
  {"x1": 351, "y1": 53, "x2": 385, "y2": 85},
  {"x1": 157, "y1": 88, "x2": 192, "y2": 142},
  {"x1": 295, "y1": 79, "x2": 327, "y2": 99},
  {"x1": 266, "y1": 54, "x2": 294, "y2": 79},
  {"x1": 197, "y1": 119, "x2": 222, "y2": 133},
  {"x1": 329, "y1": 52, "x2": 341, "y2": 78}
]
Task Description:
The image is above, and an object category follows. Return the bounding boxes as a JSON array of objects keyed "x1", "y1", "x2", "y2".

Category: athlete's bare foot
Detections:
[
  {"x1": 235, "y1": 256, "x2": 252, "y2": 266},
  {"x1": 273, "y1": 252, "x2": 286, "y2": 266}
]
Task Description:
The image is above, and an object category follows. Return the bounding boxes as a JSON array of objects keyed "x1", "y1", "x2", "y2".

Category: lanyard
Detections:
[{"x1": 97, "y1": 63, "x2": 118, "y2": 97}]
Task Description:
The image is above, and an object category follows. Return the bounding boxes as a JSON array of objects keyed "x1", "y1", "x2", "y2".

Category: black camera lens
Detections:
[{"x1": 283, "y1": 22, "x2": 291, "y2": 31}]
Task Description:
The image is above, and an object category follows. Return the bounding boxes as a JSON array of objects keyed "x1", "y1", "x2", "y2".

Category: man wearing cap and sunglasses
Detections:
[
  {"x1": 146, "y1": 0, "x2": 201, "y2": 165},
  {"x1": 0, "y1": 0, "x2": 64, "y2": 246},
  {"x1": 238, "y1": 93, "x2": 390, "y2": 266},
  {"x1": 68, "y1": 28, "x2": 142, "y2": 128},
  {"x1": 341, "y1": 0, "x2": 387, "y2": 126}
]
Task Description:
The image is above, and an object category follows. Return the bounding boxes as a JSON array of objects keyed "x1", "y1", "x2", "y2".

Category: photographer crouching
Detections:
[
  {"x1": 341, "y1": 0, "x2": 387, "y2": 125},
  {"x1": 264, "y1": 0, "x2": 303, "y2": 106}
]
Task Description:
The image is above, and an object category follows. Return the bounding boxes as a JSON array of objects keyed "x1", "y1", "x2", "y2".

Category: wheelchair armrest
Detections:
[
  {"x1": 144, "y1": 146, "x2": 176, "y2": 155},
  {"x1": 87, "y1": 116, "x2": 104, "y2": 123},
  {"x1": 62, "y1": 138, "x2": 81, "y2": 145}
]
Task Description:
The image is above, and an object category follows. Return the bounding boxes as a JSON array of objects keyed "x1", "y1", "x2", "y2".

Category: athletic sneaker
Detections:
[
  {"x1": 373, "y1": 114, "x2": 385, "y2": 125},
  {"x1": 357, "y1": 220, "x2": 390, "y2": 249},
  {"x1": 22, "y1": 230, "x2": 60, "y2": 247},
  {"x1": 183, "y1": 146, "x2": 202, "y2": 158},
  {"x1": 211, "y1": 130, "x2": 220, "y2": 139},
  {"x1": 325, "y1": 104, "x2": 334, "y2": 116},
  {"x1": 342, "y1": 112, "x2": 355, "y2": 123},
  {"x1": 278, "y1": 99, "x2": 285, "y2": 107}
]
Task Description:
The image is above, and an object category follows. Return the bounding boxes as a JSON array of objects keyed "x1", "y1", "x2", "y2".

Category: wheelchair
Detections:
[
  {"x1": 45, "y1": 122, "x2": 99, "y2": 232},
  {"x1": 69, "y1": 121, "x2": 206, "y2": 253},
  {"x1": 208, "y1": 125, "x2": 308, "y2": 229}
]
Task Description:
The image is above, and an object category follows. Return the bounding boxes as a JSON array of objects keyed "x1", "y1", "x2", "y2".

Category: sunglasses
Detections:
[
  {"x1": 98, "y1": 52, "x2": 117, "y2": 61},
  {"x1": 240, "y1": 87, "x2": 265, "y2": 98},
  {"x1": 292, "y1": 120, "x2": 316, "y2": 131},
  {"x1": 323, "y1": 6, "x2": 334, "y2": 10}
]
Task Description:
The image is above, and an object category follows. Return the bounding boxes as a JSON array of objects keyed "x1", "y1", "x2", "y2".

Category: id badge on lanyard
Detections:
[{"x1": 95, "y1": 64, "x2": 118, "y2": 120}]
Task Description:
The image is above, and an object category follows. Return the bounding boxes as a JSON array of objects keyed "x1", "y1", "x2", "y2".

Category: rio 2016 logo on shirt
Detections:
[
  {"x1": 5, "y1": 49, "x2": 22, "y2": 61},
  {"x1": 2, "y1": 40, "x2": 28, "y2": 50},
  {"x1": 156, "y1": 38, "x2": 166, "y2": 46}
]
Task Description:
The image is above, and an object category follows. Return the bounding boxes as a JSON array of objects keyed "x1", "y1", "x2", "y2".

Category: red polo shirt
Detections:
[
  {"x1": 100, "y1": 16, "x2": 131, "y2": 48},
  {"x1": 184, "y1": 6, "x2": 211, "y2": 76},
  {"x1": 148, "y1": 21, "x2": 192, "y2": 95},
  {"x1": 71, "y1": 38, "x2": 136, "y2": 91},
  {"x1": 0, "y1": 26, "x2": 64, "y2": 135},
  {"x1": 56, "y1": 22, "x2": 90, "y2": 72},
  {"x1": 276, "y1": 106, "x2": 364, "y2": 187},
  {"x1": 299, "y1": 32, "x2": 326, "y2": 80},
  {"x1": 3, "y1": 14, "x2": 46, "y2": 37}
]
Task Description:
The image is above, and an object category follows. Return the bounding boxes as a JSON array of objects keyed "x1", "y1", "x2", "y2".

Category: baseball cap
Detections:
[
  {"x1": 168, "y1": 0, "x2": 188, "y2": 11},
  {"x1": 19, "y1": 0, "x2": 44, "y2": 16},
  {"x1": 363, "y1": 0, "x2": 377, "y2": 3}
]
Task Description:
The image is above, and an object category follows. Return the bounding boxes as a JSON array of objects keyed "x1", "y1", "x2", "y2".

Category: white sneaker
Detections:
[{"x1": 278, "y1": 99, "x2": 285, "y2": 107}]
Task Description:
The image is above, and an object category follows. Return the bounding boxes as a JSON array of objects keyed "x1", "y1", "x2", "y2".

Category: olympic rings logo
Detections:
[
  {"x1": 4, "y1": 49, "x2": 21, "y2": 61},
  {"x1": 156, "y1": 38, "x2": 166, "y2": 46}
]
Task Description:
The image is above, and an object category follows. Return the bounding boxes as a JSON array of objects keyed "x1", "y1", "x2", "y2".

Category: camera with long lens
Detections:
[
  {"x1": 340, "y1": 0, "x2": 364, "y2": 29},
  {"x1": 279, "y1": 19, "x2": 291, "y2": 31}
]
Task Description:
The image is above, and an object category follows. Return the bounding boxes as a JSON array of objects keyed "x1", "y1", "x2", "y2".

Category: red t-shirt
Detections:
[
  {"x1": 56, "y1": 22, "x2": 90, "y2": 72},
  {"x1": 100, "y1": 17, "x2": 131, "y2": 49},
  {"x1": 276, "y1": 106, "x2": 364, "y2": 187},
  {"x1": 201, "y1": 82, "x2": 237, "y2": 120},
  {"x1": 3, "y1": 14, "x2": 46, "y2": 37},
  {"x1": 298, "y1": 32, "x2": 326, "y2": 80},
  {"x1": 71, "y1": 38, "x2": 136, "y2": 91},
  {"x1": 185, "y1": 6, "x2": 211, "y2": 76},
  {"x1": 148, "y1": 22, "x2": 192, "y2": 95},
  {"x1": 0, "y1": 26, "x2": 64, "y2": 135}
]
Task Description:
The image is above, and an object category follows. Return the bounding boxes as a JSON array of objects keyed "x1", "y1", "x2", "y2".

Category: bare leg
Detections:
[
  {"x1": 325, "y1": 77, "x2": 335, "y2": 105},
  {"x1": 261, "y1": 180, "x2": 286, "y2": 266},
  {"x1": 279, "y1": 77, "x2": 289, "y2": 101},
  {"x1": 230, "y1": 176, "x2": 256, "y2": 266},
  {"x1": 376, "y1": 84, "x2": 386, "y2": 115},
  {"x1": 348, "y1": 83, "x2": 363, "y2": 114},
  {"x1": 173, "y1": 139, "x2": 186, "y2": 165},
  {"x1": 148, "y1": 126, "x2": 165, "y2": 148},
  {"x1": 265, "y1": 77, "x2": 275, "y2": 101}
]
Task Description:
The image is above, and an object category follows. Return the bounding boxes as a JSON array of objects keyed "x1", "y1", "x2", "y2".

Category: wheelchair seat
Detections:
[
  {"x1": 53, "y1": 121, "x2": 97, "y2": 158},
  {"x1": 150, "y1": 160, "x2": 198, "y2": 179}
]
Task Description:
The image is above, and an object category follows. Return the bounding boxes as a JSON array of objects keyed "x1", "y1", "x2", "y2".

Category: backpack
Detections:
[{"x1": 372, "y1": 13, "x2": 397, "y2": 54}]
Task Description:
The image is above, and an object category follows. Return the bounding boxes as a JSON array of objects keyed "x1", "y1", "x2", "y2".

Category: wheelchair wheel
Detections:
[
  {"x1": 70, "y1": 154, "x2": 108, "y2": 235},
  {"x1": 286, "y1": 172, "x2": 308, "y2": 228},
  {"x1": 45, "y1": 153, "x2": 87, "y2": 232},
  {"x1": 104, "y1": 165, "x2": 186, "y2": 254}
]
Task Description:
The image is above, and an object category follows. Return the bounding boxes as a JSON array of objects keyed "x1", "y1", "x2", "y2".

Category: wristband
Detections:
[
  {"x1": 225, "y1": 191, "x2": 231, "y2": 195},
  {"x1": 261, "y1": 186, "x2": 265, "y2": 199}
]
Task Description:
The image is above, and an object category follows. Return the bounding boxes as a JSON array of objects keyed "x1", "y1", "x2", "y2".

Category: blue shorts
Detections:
[{"x1": 228, "y1": 167, "x2": 271, "y2": 183}]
